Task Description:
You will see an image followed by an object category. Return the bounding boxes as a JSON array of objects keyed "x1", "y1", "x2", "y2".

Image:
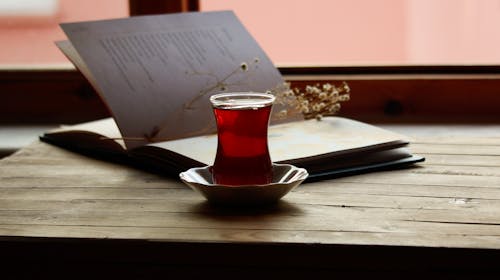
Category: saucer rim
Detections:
[{"x1": 179, "y1": 163, "x2": 308, "y2": 188}]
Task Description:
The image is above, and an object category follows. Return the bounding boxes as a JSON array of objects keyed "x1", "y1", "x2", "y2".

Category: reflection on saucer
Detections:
[{"x1": 179, "y1": 163, "x2": 308, "y2": 206}]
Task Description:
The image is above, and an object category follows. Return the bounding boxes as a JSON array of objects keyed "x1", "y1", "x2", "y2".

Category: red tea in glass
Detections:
[{"x1": 210, "y1": 92, "x2": 275, "y2": 186}]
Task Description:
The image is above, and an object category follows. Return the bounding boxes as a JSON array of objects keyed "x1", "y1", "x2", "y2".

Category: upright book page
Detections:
[
  {"x1": 61, "y1": 11, "x2": 293, "y2": 149},
  {"x1": 55, "y1": 41, "x2": 101, "y2": 93}
]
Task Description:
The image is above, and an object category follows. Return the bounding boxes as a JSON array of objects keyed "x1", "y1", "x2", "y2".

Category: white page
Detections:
[{"x1": 149, "y1": 117, "x2": 409, "y2": 165}]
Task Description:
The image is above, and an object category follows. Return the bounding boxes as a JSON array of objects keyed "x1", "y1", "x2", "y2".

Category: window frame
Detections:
[
  {"x1": 2, "y1": 0, "x2": 500, "y2": 124},
  {"x1": 129, "y1": 0, "x2": 199, "y2": 16}
]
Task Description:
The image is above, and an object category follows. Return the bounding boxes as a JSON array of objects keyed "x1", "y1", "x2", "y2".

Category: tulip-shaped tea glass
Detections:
[{"x1": 210, "y1": 92, "x2": 275, "y2": 186}]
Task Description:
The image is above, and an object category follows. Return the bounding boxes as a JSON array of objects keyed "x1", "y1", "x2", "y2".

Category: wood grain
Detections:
[{"x1": 1, "y1": 133, "x2": 500, "y2": 275}]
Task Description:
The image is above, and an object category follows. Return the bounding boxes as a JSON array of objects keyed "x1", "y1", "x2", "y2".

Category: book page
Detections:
[
  {"x1": 55, "y1": 41, "x2": 101, "y2": 93},
  {"x1": 146, "y1": 117, "x2": 409, "y2": 166},
  {"x1": 42, "y1": 118, "x2": 127, "y2": 154},
  {"x1": 49, "y1": 118, "x2": 125, "y2": 149},
  {"x1": 61, "y1": 11, "x2": 291, "y2": 149}
]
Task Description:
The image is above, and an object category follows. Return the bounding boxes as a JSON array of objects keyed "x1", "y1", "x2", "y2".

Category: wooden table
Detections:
[{"x1": 1, "y1": 126, "x2": 500, "y2": 277}]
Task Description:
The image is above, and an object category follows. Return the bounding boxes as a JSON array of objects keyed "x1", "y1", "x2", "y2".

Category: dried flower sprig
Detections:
[
  {"x1": 272, "y1": 81, "x2": 350, "y2": 120},
  {"x1": 183, "y1": 57, "x2": 261, "y2": 110}
]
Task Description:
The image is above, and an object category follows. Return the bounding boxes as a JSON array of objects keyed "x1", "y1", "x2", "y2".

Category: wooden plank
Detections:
[
  {"x1": 300, "y1": 182, "x2": 500, "y2": 200},
  {"x1": 334, "y1": 170, "x2": 500, "y2": 188},
  {"x1": 407, "y1": 164, "x2": 500, "y2": 177},
  {"x1": 1, "y1": 165, "x2": 499, "y2": 190},
  {"x1": 0, "y1": 187, "x2": 189, "y2": 200},
  {"x1": 413, "y1": 137, "x2": 500, "y2": 145},
  {"x1": 0, "y1": 168, "x2": 181, "y2": 189},
  {"x1": 0, "y1": 189, "x2": 497, "y2": 212},
  {"x1": 419, "y1": 154, "x2": 500, "y2": 167},
  {"x1": 0, "y1": 181, "x2": 496, "y2": 201},
  {"x1": 381, "y1": 125, "x2": 500, "y2": 139},
  {"x1": 2, "y1": 179, "x2": 500, "y2": 201},
  {"x1": 1, "y1": 224, "x2": 500, "y2": 250},
  {"x1": 2, "y1": 205, "x2": 500, "y2": 239},
  {"x1": 410, "y1": 143, "x2": 500, "y2": 156}
]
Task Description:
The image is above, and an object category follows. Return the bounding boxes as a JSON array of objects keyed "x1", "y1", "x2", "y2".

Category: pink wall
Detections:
[
  {"x1": 202, "y1": 0, "x2": 500, "y2": 66},
  {"x1": 407, "y1": 0, "x2": 500, "y2": 64},
  {"x1": 0, "y1": 0, "x2": 127, "y2": 64},
  {"x1": 1, "y1": 0, "x2": 500, "y2": 65},
  {"x1": 201, "y1": 0, "x2": 407, "y2": 66}
]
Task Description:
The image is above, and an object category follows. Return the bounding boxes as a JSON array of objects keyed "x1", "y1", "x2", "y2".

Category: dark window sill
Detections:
[{"x1": 1, "y1": 66, "x2": 500, "y2": 125}]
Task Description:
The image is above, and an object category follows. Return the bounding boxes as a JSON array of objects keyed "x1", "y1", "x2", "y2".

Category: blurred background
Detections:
[{"x1": 1, "y1": 0, "x2": 500, "y2": 66}]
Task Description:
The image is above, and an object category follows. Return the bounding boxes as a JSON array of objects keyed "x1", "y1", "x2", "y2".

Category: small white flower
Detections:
[
  {"x1": 240, "y1": 62, "x2": 248, "y2": 71},
  {"x1": 343, "y1": 82, "x2": 350, "y2": 92},
  {"x1": 277, "y1": 109, "x2": 288, "y2": 118},
  {"x1": 339, "y1": 94, "x2": 350, "y2": 101},
  {"x1": 271, "y1": 81, "x2": 351, "y2": 120}
]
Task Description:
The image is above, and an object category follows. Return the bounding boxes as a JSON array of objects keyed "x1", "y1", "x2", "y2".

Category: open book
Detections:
[
  {"x1": 42, "y1": 11, "x2": 423, "y2": 180},
  {"x1": 41, "y1": 116, "x2": 422, "y2": 180}
]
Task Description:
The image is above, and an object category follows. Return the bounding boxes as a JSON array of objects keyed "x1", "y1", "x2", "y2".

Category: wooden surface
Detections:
[{"x1": 1, "y1": 128, "x2": 500, "y2": 276}]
